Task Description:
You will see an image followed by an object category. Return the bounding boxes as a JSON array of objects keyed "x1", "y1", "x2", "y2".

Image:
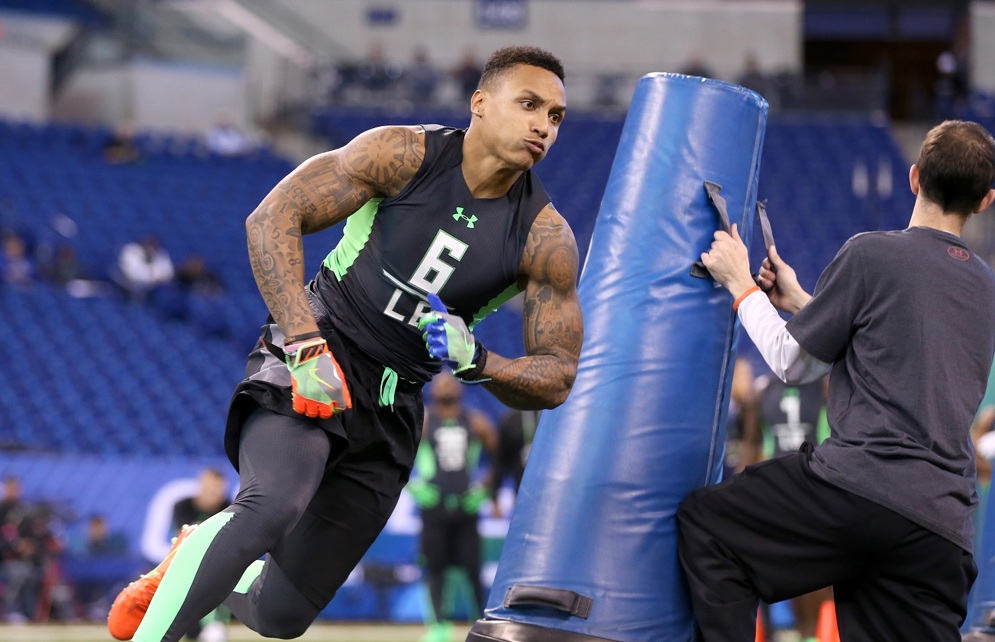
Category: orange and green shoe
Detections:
[{"x1": 107, "y1": 524, "x2": 197, "y2": 640}]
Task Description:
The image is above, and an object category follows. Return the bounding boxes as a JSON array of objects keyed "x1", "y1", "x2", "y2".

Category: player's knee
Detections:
[
  {"x1": 235, "y1": 495, "x2": 309, "y2": 545},
  {"x1": 254, "y1": 608, "x2": 314, "y2": 640},
  {"x1": 267, "y1": 501, "x2": 309, "y2": 538},
  {"x1": 251, "y1": 585, "x2": 322, "y2": 640}
]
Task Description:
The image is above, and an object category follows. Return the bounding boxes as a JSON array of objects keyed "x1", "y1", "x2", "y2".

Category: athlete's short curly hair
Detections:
[
  {"x1": 478, "y1": 46, "x2": 565, "y2": 90},
  {"x1": 917, "y1": 120, "x2": 995, "y2": 216}
]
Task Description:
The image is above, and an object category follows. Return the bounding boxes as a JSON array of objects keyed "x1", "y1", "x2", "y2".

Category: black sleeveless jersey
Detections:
[
  {"x1": 419, "y1": 412, "x2": 483, "y2": 500},
  {"x1": 760, "y1": 379, "x2": 825, "y2": 456},
  {"x1": 310, "y1": 125, "x2": 550, "y2": 382}
]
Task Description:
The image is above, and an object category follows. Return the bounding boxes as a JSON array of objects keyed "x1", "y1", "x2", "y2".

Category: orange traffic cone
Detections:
[
  {"x1": 816, "y1": 600, "x2": 840, "y2": 642},
  {"x1": 755, "y1": 608, "x2": 764, "y2": 642}
]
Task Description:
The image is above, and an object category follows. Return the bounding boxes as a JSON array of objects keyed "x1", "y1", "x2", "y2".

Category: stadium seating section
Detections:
[
  {"x1": 0, "y1": 110, "x2": 913, "y2": 622},
  {"x1": 0, "y1": 108, "x2": 915, "y2": 454},
  {"x1": 0, "y1": 0, "x2": 103, "y2": 25}
]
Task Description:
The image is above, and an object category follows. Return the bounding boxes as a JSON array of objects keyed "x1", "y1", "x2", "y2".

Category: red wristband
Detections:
[{"x1": 732, "y1": 285, "x2": 761, "y2": 312}]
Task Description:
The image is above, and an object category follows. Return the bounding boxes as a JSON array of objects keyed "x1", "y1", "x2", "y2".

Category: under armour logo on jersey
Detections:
[{"x1": 453, "y1": 207, "x2": 477, "y2": 228}]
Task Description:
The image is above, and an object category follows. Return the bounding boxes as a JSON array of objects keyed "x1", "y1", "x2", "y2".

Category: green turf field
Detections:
[{"x1": 0, "y1": 622, "x2": 472, "y2": 642}]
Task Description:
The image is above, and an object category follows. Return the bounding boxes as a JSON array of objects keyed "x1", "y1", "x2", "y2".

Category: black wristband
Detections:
[
  {"x1": 284, "y1": 330, "x2": 323, "y2": 344},
  {"x1": 457, "y1": 342, "x2": 488, "y2": 382}
]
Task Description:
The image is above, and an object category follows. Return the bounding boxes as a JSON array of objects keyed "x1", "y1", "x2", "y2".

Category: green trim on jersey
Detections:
[
  {"x1": 817, "y1": 407, "x2": 830, "y2": 444},
  {"x1": 133, "y1": 511, "x2": 234, "y2": 642},
  {"x1": 414, "y1": 439, "x2": 438, "y2": 481},
  {"x1": 322, "y1": 199, "x2": 381, "y2": 281},
  {"x1": 420, "y1": 417, "x2": 484, "y2": 483},
  {"x1": 466, "y1": 439, "x2": 483, "y2": 477},
  {"x1": 761, "y1": 404, "x2": 830, "y2": 459},
  {"x1": 469, "y1": 283, "x2": 521, "y2": 330}
]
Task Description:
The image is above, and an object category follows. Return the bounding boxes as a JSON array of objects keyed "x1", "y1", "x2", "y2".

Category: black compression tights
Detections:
[{"x1": 135, "y1": 409, "x2": 330, "y2": 642}]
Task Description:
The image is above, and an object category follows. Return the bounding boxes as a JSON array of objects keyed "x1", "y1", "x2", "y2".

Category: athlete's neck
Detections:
[
  {"x1": 462, "y1": 127, "x2": 525, "y2": 198},
  {"x1": 907, "y1": 196, "x2": 968, "y2": 237}
]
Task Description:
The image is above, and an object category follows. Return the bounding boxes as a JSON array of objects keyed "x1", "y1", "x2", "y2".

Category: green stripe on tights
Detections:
[
  {"x1": 233, "y1": 560, "x2": 264, "y2": 595},
  {"x1": 133, "y1": 511, "x2": 234, "y2": 642}
]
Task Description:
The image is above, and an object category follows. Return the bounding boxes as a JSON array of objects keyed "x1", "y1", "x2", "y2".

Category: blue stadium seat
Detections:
[{"x1": 0, "y1": 113, "x2": 913, "y2": 456}]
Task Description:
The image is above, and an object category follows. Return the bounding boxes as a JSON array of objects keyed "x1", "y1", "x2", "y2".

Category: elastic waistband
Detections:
[{"x1": 308, "y1": 288, "x2": 424, "y2": 393}]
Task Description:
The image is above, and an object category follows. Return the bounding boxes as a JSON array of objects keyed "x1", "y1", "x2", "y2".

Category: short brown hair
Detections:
[
  {"x1": 917, "y1": 120, "x2": 995, "y2": 216},
  {"x1": 478, "y1": 46, "x2": 564, "y2": 90}
]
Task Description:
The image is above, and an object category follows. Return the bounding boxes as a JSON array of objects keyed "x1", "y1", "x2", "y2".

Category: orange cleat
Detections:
[{"x1": 107, "y1": 524, "x2": 197, "y2": 640}]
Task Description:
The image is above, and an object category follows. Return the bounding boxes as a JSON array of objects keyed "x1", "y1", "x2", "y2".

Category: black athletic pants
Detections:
[
  {"x1": 421, "y1": 509, "x2": 485, "y2": 619},
  {"x1": 138, "y1": 407, "x2": 412, "y2": 642},
  {"x1": 676, "y1": 448, "x2": 976, "y2": 642}
]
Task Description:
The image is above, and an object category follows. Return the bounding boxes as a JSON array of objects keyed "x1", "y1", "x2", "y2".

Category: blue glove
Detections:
[{"x1": 418, "y1": 293, "x2": 481, "y2": 375}]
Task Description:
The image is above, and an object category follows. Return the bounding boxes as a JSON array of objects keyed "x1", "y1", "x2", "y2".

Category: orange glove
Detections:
[{"x1": 284, "y1": 338, "x2": 352, "y2": 418}]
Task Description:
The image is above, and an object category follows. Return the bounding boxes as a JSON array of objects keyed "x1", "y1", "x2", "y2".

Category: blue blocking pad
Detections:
[{"x1": 467, "y1": 74, "x2": 768, "y2": 642}]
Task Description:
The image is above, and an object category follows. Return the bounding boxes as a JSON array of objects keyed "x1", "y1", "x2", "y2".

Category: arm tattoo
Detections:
[
  {"x1": 246, "y1": 126, "x2": 425, "y2": 338},
  {"x1": 484, "y1": 209, "x2": 584, "y2": 410},
  {"x1": 346, "y1": 127, "x2": 424, "y2": 198}
]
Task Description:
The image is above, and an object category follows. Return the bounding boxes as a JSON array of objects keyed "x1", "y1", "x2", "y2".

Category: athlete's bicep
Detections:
[
  {"x1": 520, "y1": 205, "x2": 584, "y2": 366},
  {"x1": 258, "y1": 126, "x2": 426, "y2": 235}
]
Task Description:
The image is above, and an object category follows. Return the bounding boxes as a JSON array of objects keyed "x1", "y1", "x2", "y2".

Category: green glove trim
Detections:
[
  {"x1": 407, "y1": 480, "x2": 441, "y2": 509},
  {"x1": 461, "y1": 486, "x2": 490, "y2": 514}
]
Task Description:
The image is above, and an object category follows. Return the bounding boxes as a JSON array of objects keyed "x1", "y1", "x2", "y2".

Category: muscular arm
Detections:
[
  {"x1": 481, "y1": 205, "x2": 583, "y2": 410},
  {"x1": 245, "y1": 126, "x2": 424, "y2": 341}
]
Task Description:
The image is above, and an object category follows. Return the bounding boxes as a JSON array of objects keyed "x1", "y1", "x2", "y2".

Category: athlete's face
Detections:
[{"x1": 474, "y1": 64, "x2": 566, "y2": 169}]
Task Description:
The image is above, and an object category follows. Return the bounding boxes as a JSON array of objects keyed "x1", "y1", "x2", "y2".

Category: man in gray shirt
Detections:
[{"x1": 680, "y1": 120, "x2": 995, "y2": 641}]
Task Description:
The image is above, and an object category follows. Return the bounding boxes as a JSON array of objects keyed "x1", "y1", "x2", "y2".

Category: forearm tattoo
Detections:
[
  {"x1": 485, "y1": 211, "x2": 584, "y2": 409},
  {"x1": 246, "y1": 126, "x2": 424, "y2": 338}
]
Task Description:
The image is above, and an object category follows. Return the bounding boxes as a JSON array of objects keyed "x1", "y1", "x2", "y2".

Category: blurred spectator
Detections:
[
  {"x1": 406, "y1": 47, "x2": 441, "y2": 105},
  {"x1": 67, "y1": 514, "x2": 129, "y2": 620},
  {"x1": 723, "y1": 357, "x2": 760, "y2": 477},
  {"x1": 973, "y1": 406, "x2": 995, "y2": 550},
  {"x1": 115, "y1": 235, "x2": 174, "y2": 301},
  {"x1": 489, "y1": 408, "x2": 539, "y2": 517},
  {"x1": 1, "y1": 501, "x2": 67, "y2": 622},
  {"x1": 176, "y1": 254, "x2": 225, "y2": 298},
  {"x1": 323, "y1": 59, "x2": 360, "y2": 103},
  {"x1": 453, "y1": 48, "x2": 483, "y2": 100},
  {"x1": 41, "y1": 244, "x2": 83, "y2": 286},
  {"x1": 679, "y1": 53, "x2": 715, "y2": 79},
  {"x1": 74, "y1": 514, "x2": 127, "y2": 557},
  {"x1": 0, "y1": 231, "x2": 35, "y2": 285},
  {"x1": 103, "y1": 121, "x2": 142, "y2": 165},
  {"x1": 0, "y1": 478, "x2": 29, "y2": 621},
  {"x1": 0, "y1": 476, "x2": 26, "y2": 527},
  {"x1": 39, "y1": 243, "x2": 114, "y2": 299},
  {"x1": 175, "y1": 254, "x2": 230, "y2": 338},
  {"x1": 172, "y1": 468, "x2": 231, "y2": 530},
  {"x1": 205, "y1": 118, "x2": 253, "y2": 157},
  {"x1": 172, "y1": 468, "x2": 232, "y2": 642},
  {"x1": 935, "y1": 50, "x2": 969, "y2": 121},
  {"x1": 757, "y1": 375, "x2": 833, "y2": 640},
  {"x1": 358, "y1": 42, "x2": 402, "y2": 95},
  {"x1": 592, "y1": 73, "x2": 625, "y2": 110},
  {"x1": 736, "y1": 51, "x2": 770, "y2": 97},
  {"x1": 407, "y1": 373, "x2": 496, "y2": 642}
]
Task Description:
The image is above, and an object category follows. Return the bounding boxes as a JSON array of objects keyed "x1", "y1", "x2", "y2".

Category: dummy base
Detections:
[{"x1": 466, "y1": 619, "x2": 617, "y2": 642}]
